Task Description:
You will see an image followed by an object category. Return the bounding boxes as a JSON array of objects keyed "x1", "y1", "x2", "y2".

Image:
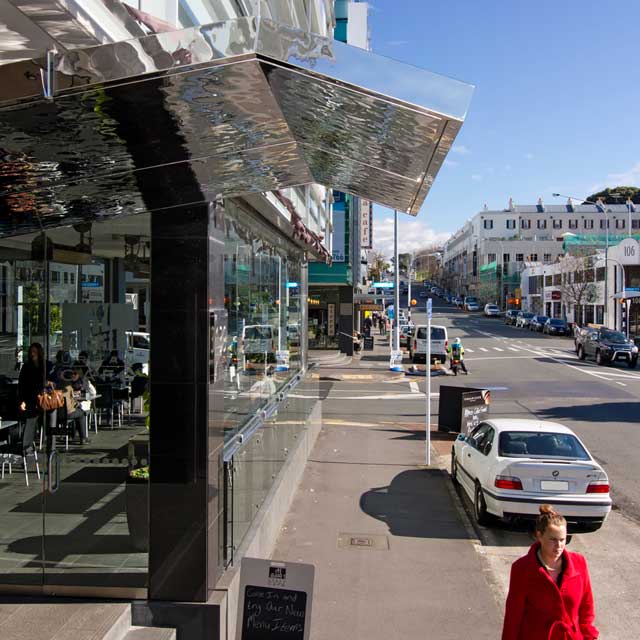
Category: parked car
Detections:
[
  {"x1": 399, "y1": 324, "x2": 414, "y2": 348},
  {"x1": 409, "y1": 324, "x2": 448, "y2": 364},
  {"x1": 484, "y1": 304, "x2": 500, "y2": 317},
  {"x1": 529, "y1": 315, "x2": 549, "y2": 332},
  {"x1": 504, "y1": 310, "x2": 519, "y2": 325},
  {"x1": 575, "y1": 327, "x2": 638, "y2": 368},
  {"x1": 451, "y1": 419, "x2": 612, "y2": 531},
  {"x1": 515, "y1": 312, "x2": 535, "y2": 328},
  {"x1": 464, "y1": 296, "x2": 480, "y2": 312},
  {"x1": 543, "y1": 318, "x2": 570, "y2": 336},
  {"x1": 453, "y1": 296, "x2": 463, "y2": 308},
  {"x1": 125, "y1": 331, "x2": 150, "y2": 373}
]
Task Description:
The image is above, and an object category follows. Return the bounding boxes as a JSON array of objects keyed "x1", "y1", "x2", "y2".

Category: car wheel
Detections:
[
  {"x1": 596, "y1": 350, "x2": 605, "y2": 366},
  {"x1": 450, "y1": 451, "x2": 459, "y2": 486},
  {"x1": 577, "y1": 345, "x2": 586, "y2": 360},
  {"x1": 629, "y1": 357, "x2": 638, "y2": 369},
  {"x1": 474, "y1": 482, "x2": 491, "y2": 527}
]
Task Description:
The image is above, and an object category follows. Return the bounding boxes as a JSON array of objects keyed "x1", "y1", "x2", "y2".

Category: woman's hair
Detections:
[
  {"x1": 535, "y1": 504, "x2": 567, "y2": 534},
  {"x1": 28, "y1": 342, "x2": 44, "y2": 366}
]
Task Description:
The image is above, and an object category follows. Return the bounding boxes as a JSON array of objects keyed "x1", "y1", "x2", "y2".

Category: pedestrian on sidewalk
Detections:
[{"x1": 501, "y1": 504, "x2": 599, "y2": 640}]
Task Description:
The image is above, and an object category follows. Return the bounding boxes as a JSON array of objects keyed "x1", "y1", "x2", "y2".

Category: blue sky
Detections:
[{"x1": 368, "y1": 0, "x2": 640, "y2": 256}]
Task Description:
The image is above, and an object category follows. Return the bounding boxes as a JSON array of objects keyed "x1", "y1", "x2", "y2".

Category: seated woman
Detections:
[{"x1": 61, "y1": 366, "x2": 94, "y2": 444}]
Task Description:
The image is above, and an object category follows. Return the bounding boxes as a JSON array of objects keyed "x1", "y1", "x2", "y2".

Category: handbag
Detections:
[{"x1": 37, "y1": 386, "x2": 64, "y2": 411}]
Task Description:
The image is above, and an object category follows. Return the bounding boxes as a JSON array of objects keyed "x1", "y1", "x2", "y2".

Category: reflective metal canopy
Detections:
[{"x1": 0, "y1": 17, "x2": 473, "y2": 237}]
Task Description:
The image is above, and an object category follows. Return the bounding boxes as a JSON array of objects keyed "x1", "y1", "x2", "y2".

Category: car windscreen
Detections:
[
  {"x1": 522, "y1": 313, "x2": 534, "y2": 318},
  {"x1": 466, "y1": 298, "x2": 478, "y2": 303},
  {"x1": 536, "y1": 317, "x2": 549, "y2": 323},
  {"x1": 602, "y1": 330, "x2": 626, "y2": 343},
  {"x1": 417, "y1": 327, "x2": 445, "y2": 340},
  {"x1": 245, "y1": 326, "x2": 272, "y2": 339},
  {"x1": 487, "y1": 305, "x2": 499, "y2": 310},
  {"x1": 132, "y1": 335, "x2": 150, "y2": 349},
  {"x1": 549, "y1": 319, "x2": 566, "y2": 326},
  {"x1": 498, "y1": 431, "x2": 590, "y2": 460}
]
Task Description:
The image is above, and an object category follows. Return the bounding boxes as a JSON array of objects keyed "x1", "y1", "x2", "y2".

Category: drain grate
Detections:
[{"x1": 337, "y1": 533, "x2": 389, "y2": 551}]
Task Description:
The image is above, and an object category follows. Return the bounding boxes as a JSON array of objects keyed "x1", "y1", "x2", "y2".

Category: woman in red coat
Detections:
[{"x1": 502, "y1": 505, "x2": 599, "y2": 640}]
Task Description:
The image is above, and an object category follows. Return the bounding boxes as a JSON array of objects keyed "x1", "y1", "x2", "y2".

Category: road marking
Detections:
[
  {"x1": 615, "y1": 381, "x2": 627, "y2": 387},
  {"x1": 479, "y1": 347, "x2": 489, "y2": 352},
  {"x1": 409, "y1": 381, "x2": 420, "y2": 394},
  {"x1": 493, "y1": 347, "x2": 504, "y2": 352},
  {"x1": 466, "y1": 348, "x2": 474, "y2": 353},
  {"x1": 508, "y1": 347, "x2": 519, "y2": 352}
]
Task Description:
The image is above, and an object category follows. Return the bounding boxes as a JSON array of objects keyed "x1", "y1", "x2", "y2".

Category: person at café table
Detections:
[
  {"x1": 98, "y1": 350, "x2": 126, "y2": 383},
  {"x1": 18, "y1": 342, "x2": 54, "y2": 415},
  {"x1": 76, "y1": 350, "x2": 98, "y2": 381},
  {"x1": 61, "y1": 366, "x2": 92, "y2": 444}
]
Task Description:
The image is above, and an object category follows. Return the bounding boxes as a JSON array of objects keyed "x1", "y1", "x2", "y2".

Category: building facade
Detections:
[
  {"x1": 443, "y1": 200, "x2": 640, "y2": 306},
  {"x1": 0, "y1": 1, "x2": 472, "y2": 637}
]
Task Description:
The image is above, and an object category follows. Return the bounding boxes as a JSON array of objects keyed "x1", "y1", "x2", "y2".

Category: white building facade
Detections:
[{"x1": 443, "y1": 201, "x2": 640, "y2": 305}]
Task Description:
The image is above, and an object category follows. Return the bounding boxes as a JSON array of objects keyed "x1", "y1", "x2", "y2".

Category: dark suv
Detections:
[
  {"x1": 504, "y1": 310, "x2": 519, "y2": 325},
  {"x1": 576, "y1": 328, "x2": 639, "y2": 368}
]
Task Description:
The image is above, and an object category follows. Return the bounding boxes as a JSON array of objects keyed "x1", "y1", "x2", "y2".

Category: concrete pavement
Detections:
[{"x1": 272, "y1": 336, "x2": 503, "y2": 640}]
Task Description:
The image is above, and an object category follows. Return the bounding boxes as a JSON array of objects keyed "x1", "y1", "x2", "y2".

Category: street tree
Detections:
[
  {"x1": 369, "y1": 251, "x2": 389, "y2": 281},
  {"x1": 558, "y1": 254, "x2": 598, "y2": 325},
  {"x1": 585, "y1": 186, "x2": 640, "y2": 205}
]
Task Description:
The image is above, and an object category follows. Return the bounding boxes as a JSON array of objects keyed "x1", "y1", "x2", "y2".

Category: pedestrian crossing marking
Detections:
[
  {"x1": 479, "y1": 347, "x2": 489, "y2": 352},
  {"x1": 466, "y1": 348, "x2": 474, "y2": 353},
  {"x1": 493, "y1": 347, "x2": 504, "y2": 351},
  {"x1": 508, "y1": 347, "x2": 519, "y2": 352}
]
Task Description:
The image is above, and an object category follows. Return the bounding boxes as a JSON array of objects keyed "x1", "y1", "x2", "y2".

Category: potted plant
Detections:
[{"x1": 126, "y1": 389, "x2": 149, "y2": 552}]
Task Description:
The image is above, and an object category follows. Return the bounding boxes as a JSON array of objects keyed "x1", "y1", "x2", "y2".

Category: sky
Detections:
[{"x1": 367, "y1": 0, "x2": 640, "y2": 258}]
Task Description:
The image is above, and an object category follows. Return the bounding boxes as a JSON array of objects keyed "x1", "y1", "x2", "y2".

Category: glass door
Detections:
[{"x1": 0, "y1": 237, "x2": 46, "y2": 587}]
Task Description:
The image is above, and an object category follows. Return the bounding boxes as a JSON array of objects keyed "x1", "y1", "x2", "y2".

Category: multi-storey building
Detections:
[{"x1": 443, "y1": 200, "x2": 640, "y2": 306}]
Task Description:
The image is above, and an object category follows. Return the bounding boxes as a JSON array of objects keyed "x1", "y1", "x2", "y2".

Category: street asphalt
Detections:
[{"x1": 273, "y1": 291, "x2": 640, "y2": 639}]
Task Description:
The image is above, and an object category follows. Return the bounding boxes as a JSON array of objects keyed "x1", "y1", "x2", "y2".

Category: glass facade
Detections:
[
  {"x1": 223, "y1": 199, "x2": 305, "y2": 442},
  {"x1": 307, "y1": 287, "x2": 341, "y2": 349},
  {"x1": 0, "y1": 214, "x2": 150, "y2": 590}
]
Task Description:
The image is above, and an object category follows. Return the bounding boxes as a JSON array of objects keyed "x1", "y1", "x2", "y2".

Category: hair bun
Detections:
[{"x1": 539, "y1": 504, "x2": 557, "y2": 516}]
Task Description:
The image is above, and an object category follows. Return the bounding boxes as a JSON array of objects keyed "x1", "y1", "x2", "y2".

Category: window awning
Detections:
[{"x1": 0, "y1": 17, "x2": 474, "y2": 238}]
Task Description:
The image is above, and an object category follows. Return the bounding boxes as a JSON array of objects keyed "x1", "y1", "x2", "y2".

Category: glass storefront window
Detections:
[
  {"x1": 223, "y1": 199, "x2": 305, "y2": 443},
  {"x1": 0, "y1": 214, "x2": 150, "y2": 591}
]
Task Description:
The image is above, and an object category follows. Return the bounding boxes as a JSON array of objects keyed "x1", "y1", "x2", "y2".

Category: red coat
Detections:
[{"x1": 502, "y1": 542, "x2": 599, "y2": 640}]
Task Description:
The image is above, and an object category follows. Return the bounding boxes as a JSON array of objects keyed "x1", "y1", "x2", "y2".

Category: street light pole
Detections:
[{"x1": 393, "y1": 209, "x2": 400, "y2": 353}]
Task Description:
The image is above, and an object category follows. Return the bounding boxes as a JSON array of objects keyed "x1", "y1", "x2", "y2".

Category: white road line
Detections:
[
  {"x1": 508, "y1": 347, "x2": 519, "y2": 352},
  {"x1": 466, "y1": 348, "x2": 474, "y2": 353},
  {"x1": 409, "y1": 381, "x2": 420, "y2": 393},
  {"x1": 479, "y1": 347, "x2": 489, "y2": 352},
  {"x1": 493, "y1": 347, "x2": 504, "y2": 352},
  {"x1": 615, "y1": 381, "x2": 627, "y2": 387}
]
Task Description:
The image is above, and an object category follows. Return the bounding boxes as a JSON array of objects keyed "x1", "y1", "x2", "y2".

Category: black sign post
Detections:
[{"x1": 237, "y1": 558, "x2": 315, "y2": 640}]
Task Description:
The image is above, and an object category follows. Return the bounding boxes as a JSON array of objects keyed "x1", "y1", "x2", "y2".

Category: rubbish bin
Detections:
[{"x1": 438, "y1": 385, "x2": 491, "y2": 434}]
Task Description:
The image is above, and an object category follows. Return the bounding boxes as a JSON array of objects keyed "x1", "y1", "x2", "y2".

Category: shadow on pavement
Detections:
[
  {"x1": 539, "y1": 401, "x2": 640, "y2": 423},
  {"x1": 360, "y1": 468, "x2": 473, "y2": 540}
]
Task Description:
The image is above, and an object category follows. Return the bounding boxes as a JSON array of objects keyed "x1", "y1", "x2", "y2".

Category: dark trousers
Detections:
[{"x1": 68, "y1": 407, "x2": 88, "y2": 442}]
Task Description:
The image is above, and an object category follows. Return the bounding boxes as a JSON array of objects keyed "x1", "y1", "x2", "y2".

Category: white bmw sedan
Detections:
[{"x1": 451, "y1": 419, "x2": 611, "y2": 532}]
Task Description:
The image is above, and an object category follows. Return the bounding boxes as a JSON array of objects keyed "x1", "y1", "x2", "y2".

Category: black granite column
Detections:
[{"x1": 149, "y1": 200, "x2": 225, "y2": 601}]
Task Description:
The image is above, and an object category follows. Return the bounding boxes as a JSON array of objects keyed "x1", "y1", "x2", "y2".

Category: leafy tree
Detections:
[
  {"x1": 369, "y1": 252, "x2": 390, "y2": 281},
  {"x1": 585, "y1": 186, "x2": 640, "y2": 205}
]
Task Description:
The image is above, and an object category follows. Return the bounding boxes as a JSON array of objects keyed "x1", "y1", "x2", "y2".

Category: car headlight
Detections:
[{"x1": 633, "y1": 346, "x2": 638, "y2": 353}]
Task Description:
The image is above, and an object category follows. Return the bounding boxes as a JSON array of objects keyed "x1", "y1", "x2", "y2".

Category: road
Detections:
[{"x1": 328, "y1": 292, "x2": 640, "y2": 637}]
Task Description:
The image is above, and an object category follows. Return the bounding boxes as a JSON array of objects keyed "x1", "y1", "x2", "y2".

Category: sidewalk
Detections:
[{"x1": 272, "y1": 337, "x2": 503, "y2": 639}]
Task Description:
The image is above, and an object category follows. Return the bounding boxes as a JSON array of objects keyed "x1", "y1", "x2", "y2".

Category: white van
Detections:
[
  {"x1": 125, "y1": 331, "x2": 150, "y2": 373},
  {"x1": 409, "y1": 324, "x2": 448, "y2": 364},
  {"x1": 242, "y1": 324, "x2": 275, "y2": 355}
]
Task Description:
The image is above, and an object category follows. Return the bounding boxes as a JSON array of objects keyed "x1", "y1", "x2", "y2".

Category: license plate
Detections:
[
  {"x1": 540, "y1": 480, "x2": 569, "y2": 491},
  {"x1": 616, "y1": 354, "x2": 629, "y2": 361}
]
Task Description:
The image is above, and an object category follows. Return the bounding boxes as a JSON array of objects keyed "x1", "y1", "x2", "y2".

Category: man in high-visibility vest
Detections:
[{"x1": 447, "y1": 337, "x2": 469, "y2": 375}]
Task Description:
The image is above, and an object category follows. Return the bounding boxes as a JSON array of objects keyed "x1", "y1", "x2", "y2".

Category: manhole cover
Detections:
[{"x1": 337, "y1": 533, "x2": 389, "y2": 551}]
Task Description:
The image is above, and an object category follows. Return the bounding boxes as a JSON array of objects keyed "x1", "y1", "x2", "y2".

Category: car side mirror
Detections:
[{"x1": 456, "y1": 433, "x2": 466, "y2": 442}]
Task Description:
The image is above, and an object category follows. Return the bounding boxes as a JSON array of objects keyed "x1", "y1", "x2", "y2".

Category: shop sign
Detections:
[
  {"x1": 551, "y1": 291, "x2": 561, "y2": 301},
  {"x1": 360, "y1": 199, "x2": 372, "y2": 249},
  {"x1": 617, "y1": 238, "x2": 640, "y2": 264},
  {"x1": 327, "y1": 304, "x2": 335, "y2": 336},
  {"x1": 276, "y1": 350, "x2": 290, "y2": 372},
  {"x1": 332, "y1": 203, "x2": 346, "y2": 263},
  {"x1": 359, "y1": 304, "x2": 382, "y2": 311},
  {"x1": 236, "y1": 557, "x2": 314, "y2": 640}
]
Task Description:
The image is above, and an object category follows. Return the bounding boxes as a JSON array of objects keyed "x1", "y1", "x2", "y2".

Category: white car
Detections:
[
  {"x1": 464, "y1": 296, "x2": 480, "y2": 312},
  {"x1": 451, "y1": 419, "x2": 611, "y2": 532},
  {"x1": 484, "y1": 304, "x2": 500, "y2": 317}
]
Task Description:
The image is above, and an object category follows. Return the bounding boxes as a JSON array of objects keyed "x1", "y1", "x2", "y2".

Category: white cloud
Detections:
[
  {"x1": 524, "y1": 153, "x2": 534, "y2": 160},
  {"x1": 606, "y1": 162, "x2": 640, "y2": 187},
  {"x1": 471, "y1": 174, "x2": 483, "y2": 182},
  {"x1": 373, "y1": 216, "x2": 451, "y2": 259},
  {"x1": 451, "y1": 145, "x2": 470, "y2": 155},
  {"x1": 443, "y1": 158, "x2": 459, "y2": 168}
]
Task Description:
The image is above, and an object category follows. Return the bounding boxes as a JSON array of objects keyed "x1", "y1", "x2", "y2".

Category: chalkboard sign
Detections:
[
  {"x1": 237, "y1": 558, "x2": 314, "y2": 640},
  {"x1": 241, "y1": 586, "x2": 307, "y2": 639},
  {"x1": 461, "y1": 389, "x2": 491, "y2": 434},
  {"x1": 363, "y1": 336, "x2": 374, "y2": 350}
]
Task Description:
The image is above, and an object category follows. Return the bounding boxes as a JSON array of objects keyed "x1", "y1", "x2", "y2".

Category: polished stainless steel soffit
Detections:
[{"x1": 0, "y1": 17, "x2": 473, "y2": 237}]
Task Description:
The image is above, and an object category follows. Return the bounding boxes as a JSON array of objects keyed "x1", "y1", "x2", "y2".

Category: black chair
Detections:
[
  {"x1": 0, "y1": 417, "x2": 40, "y2": 486},
  {"x1": 94, "y1": 383, "x2": 116, "y2": 429},
  {"x1": 130, "y1": 375, "x2": 148, "y2": 413},
  {"x1": 52, "y1": 404, "x2": 76, "y2": 451}
]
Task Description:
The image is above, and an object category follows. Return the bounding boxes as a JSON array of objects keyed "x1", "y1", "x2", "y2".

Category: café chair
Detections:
[{"x1": 0, "y1": 417, "x2": 40, "y2": 486}]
